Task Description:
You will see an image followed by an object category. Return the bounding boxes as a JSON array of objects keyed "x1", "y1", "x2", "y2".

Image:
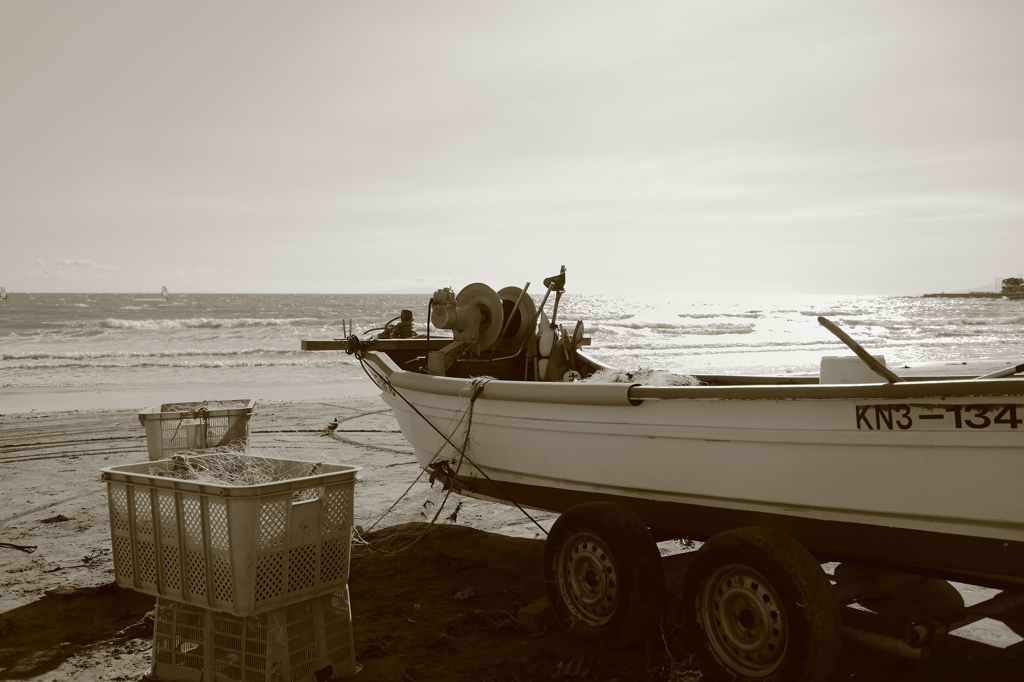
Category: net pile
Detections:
[
  {"x1": 583, "y1": 367, "x2": 701, "y2": 386},
  {"x1": 150, "y1": 447, "x2": 323, "y2": 502},
  {"x1": 160, "y1": 399, "x2": 251, "y2": 412}
]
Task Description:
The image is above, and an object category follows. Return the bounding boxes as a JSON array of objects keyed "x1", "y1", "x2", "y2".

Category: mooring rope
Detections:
[
  {"x1": 350, "y1": 375, "x2": 482, "y2": 555},
  {"x1": 348, "y1": 341, "x2": 550, "y2": 548}
]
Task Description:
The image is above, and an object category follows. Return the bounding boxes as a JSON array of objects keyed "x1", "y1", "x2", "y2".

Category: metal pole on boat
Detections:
[
  {"x1": 817, "y1": 316, "x2": 905, "y2": 383},
  {"x1": 531, "y1": 276, "x2": 562, "y2": 332},
  {"x1": 973, "y1": 362, "x2": 1024, "y2": 380},
  {"x1": 489, "y1": 282, "x2": 530, "y2": 358}
]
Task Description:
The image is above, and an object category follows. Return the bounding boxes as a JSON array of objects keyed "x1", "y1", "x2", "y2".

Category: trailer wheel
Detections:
[
  {"x1": 680, "y1": 527, "x2": 842, "y2": 682},
  {"x1": 544, "y1": 501, "x2": 666, "y2": 649}
]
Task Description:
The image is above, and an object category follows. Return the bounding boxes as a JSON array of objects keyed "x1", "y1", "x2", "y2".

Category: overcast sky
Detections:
[{"x1": 2, "y1": 1, "x2": 1022, "y2": 295}]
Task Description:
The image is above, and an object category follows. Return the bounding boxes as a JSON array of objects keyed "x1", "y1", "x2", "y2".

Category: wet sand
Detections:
[{"x1": 0, "y1": 377, "x2": 379, "y2": 415}]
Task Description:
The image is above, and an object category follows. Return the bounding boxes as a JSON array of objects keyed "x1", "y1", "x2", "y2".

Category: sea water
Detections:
[{"x1": 1, "y1": 292, "x2": 1022, "y2": 389}]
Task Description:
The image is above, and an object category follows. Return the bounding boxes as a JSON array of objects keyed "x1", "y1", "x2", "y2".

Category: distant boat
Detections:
[
  {"x1": 161, "y1": 286, "x2": 169, "y2": 300},
  {"x1": 0, "y1": 287, "x2": 7, "y2": 301}
]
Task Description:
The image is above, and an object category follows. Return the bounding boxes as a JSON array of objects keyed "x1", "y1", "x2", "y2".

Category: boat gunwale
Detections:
[{"x1": 363, "y1": 350, "x2": 1024, "y2": 403}]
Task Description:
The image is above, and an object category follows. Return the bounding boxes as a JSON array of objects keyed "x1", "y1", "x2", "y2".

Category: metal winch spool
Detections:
[
  {"x1": 428, "y1": 283, "x2": 504, "y2": 374},
  {"x1": 430, "y1": 283, "x2": 503, "y2": 351}
]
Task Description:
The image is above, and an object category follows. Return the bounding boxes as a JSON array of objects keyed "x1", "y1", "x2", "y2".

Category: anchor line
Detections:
[
  {"x1": 349, "y1": 372, "x2": 478, "y2": 555},
  {"x1": 352, "y1": 344, "x2": 549, "y2": 538}
]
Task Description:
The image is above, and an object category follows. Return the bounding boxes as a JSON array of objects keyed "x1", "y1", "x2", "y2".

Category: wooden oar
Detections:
[
  {"x1": 817, "y1": 316, "x2": 906, "y2": 383},
  {"x1": 974, "y1": 362, "x2": 1024, "y2": 380}
]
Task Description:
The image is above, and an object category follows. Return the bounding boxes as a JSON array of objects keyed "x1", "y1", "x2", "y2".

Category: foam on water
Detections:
[{"x1": 100, "y1": 317, "x2": 319, "y2": 330}]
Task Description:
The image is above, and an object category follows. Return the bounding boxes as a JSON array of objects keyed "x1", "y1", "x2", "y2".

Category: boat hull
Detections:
[{"x1": 364, "y1": 351, "x2": 1024, "y2": 587}]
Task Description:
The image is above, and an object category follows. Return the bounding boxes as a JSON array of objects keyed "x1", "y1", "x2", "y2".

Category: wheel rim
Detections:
[
  {"x1": 698, "y1": 563, "x2": 788, "y2": 676},
  {"x1": 555, "y1": 530, "x2": 619, "y2": 627}
]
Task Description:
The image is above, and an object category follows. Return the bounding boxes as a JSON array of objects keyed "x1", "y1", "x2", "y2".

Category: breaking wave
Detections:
[
  {"x1": 100, "y1": 317, "x2": 319, "y2": 330},
  {"x1": 954, "y1": 316, "x2": 1024, "y2": 326},
  {"x1": 676, "y1": 312, "x2": 763, "y2": 320},
  {"x1": 2, "y1": 357, "x2": 352, "y2": 371},
  {"x1": 595, "y1": 321, "x2": 755, "y2": 334},
  {"x1": 1, "y1": 348, "x2": 304, "y2": 361}
]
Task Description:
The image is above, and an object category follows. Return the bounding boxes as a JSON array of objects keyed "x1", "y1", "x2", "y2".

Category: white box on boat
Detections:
[{"x1": 820, "y1": 355, "x2": 887, "y2": 384}]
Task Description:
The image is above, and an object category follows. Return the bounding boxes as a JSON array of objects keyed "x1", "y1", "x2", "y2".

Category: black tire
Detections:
[
  {"x1": 680, "y1": 527, "x2": 842, "y2": 682},
  {"x1": 543, "y1": 501, "x2": 666, "y2": 649}
]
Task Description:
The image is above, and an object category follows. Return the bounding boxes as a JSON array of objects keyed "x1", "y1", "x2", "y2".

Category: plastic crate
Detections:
[
  {"x1": 151, "y1": 587, "x2": 359, "y2": 682},
  {"x1": 139, "y1": 400, "x2": 256, "y2": 461},
  {"x1": 102, "y1": 455, "x2": 359, "y2": 616}
]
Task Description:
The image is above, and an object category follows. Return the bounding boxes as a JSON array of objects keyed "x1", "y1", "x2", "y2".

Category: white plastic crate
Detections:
[
  {"x1": 151, "y1": 587, "x2": 359, "y2": 682},
  {"x1": 102, "y1": 455, "x2": 358, "y2": 616},
  {"x1": 139, "y1": 400, "x2": 256, "y2": 461}
]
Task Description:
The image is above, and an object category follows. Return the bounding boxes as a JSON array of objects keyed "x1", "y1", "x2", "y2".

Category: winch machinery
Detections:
[{"x1": 426, "y1": 267, "x2": 585, "y2": 380}]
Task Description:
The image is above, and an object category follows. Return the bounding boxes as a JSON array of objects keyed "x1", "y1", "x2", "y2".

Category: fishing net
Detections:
[
  {"x1": 583, "y1": 367, "x2": 702, "y2": 386},
  {"x1": 160, "y1": 399, "x2": 252, "y2": 412},
  {"x1": 150, "y1": 446, "x2": 323, "y2": 502}
]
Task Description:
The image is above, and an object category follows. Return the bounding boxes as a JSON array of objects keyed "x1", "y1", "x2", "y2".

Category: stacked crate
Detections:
[
  {"x1": 150, "y1": 591, "x2": 355, "y2": 682},
  {"x1": 102, "y1": 455, "x2": 361, "y2": 681},
  {"x1": 138, "y1": 400, "x2": 256, "y2": 461}
]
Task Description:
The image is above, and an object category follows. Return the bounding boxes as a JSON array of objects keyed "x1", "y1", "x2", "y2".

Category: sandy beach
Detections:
[
  {"x1": 2, "y1": 367, "x2": 1023, "y2": 681},
  {"x1": 0, "y1": 377, "x2": 379, "y2": 416}
]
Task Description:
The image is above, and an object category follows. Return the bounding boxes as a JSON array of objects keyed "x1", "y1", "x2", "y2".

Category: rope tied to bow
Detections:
[{"x1": 349, "y1": 352, "x2": 549, "y2": 555}]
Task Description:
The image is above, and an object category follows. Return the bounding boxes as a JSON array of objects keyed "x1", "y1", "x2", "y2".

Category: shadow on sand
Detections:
[
  {"x1": 0, "y1": 583, "x2": 154, "y2": 679},
  {"x1": 351, "y1": 523, "x2": 1024, "y2": 682}
]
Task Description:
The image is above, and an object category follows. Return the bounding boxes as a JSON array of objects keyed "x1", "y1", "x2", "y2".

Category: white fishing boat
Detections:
[{"x1": 303, "y1": 268, "x2": 1024, "y2": 681}]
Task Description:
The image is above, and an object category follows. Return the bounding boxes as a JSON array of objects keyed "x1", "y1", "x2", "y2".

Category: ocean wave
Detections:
[
  {"x1": 594, "y1": 338, "x2": 837, "y2": 352},
  {"x1": 955, "y1": 316, "x2": 1024, "y2": 326},
  {"x1": 593, "y1": 335, "x2": 1009, "y2": 358},
  {"x1": 834, "y1": 318, "x2": 899, "y2": 327},
  {"x1": 934, "y1": 329, "x2": 987, "y2": 337},
  {"x1": 832, "y1": 314, "x2": 1024, "y2": 329},
  {"x1": 0, "y1": 348, "x2": 306, "y2": 361},
  {"x1": 799, "y1": 309, "x2": 868, "y2": 317},
  {"x1": 593, "y1": 321, "x2": 756, "y2": 335},
  {"x1": 100, "y1": 317, "x2": 320, "y2": 330},
  {"x1": 676, "y1": 313, "x2": 763, "y2": 320},
  {"x1": 2, "y1": 357, "x2": 356, "y2": 370}
]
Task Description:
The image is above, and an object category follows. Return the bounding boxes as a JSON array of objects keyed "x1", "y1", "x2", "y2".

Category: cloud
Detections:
[
  {"x1": 59, "y1": 258, "x2": 117, "y2": 270},
  {"x1": 233, "y1": 275, "x2": 471, "y2": 294},
  {"x1": 325, "y1": 276, "x2": 469, "y2": 293},
  {"x1": 29, "y1": 259, "x2": 121, "y2": 280}
]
